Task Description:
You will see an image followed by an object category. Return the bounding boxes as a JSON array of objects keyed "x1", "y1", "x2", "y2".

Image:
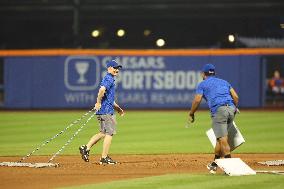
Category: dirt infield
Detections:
[{"x1": 1, "y1": 154, "x2": 284, "y2": 189}]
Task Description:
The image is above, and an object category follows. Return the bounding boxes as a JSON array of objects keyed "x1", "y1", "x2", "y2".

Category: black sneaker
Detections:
[
  {"x1": 207, "y1": 162, "x2": 218, "y2": 174},
  {"x1": 99, "y1": 156, "x2": 117, "y2": 165},
  {"x1": 79, "y1": 145, "x2": 90, "y2": 162}
]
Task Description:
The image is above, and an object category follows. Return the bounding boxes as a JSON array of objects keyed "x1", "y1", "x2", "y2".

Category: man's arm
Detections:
[
  {"x1": 230, "y1": 88, "x2": 239, "y2": 107},
  {"x1": 114, "y1": 101, "x2": 124, "y2": 116},
  {"x1": 189, "y1": 94, "x2": 203, "y2": 123},
  {"x1": 94, "y1": 86, "x2": 106, "y2": 111}
]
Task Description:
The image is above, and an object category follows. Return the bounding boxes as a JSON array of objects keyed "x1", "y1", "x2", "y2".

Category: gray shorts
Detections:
[
  {"x1": 212, "y1": 105, "x2": 235, "y2": 138},
  {"x1": 97, "y1": 114, "x2": 117, "y2": 136}
]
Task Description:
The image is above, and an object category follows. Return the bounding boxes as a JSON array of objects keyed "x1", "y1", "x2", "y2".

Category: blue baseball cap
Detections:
[
  {"x1": 202, "y1": 64, "x2": 215, "y2": 73},
  {"x1": 106, "y1": 60, "x2": 122, "y2": 69}
]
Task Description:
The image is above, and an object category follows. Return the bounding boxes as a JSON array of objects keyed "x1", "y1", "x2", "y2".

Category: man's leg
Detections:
[
  {"x1": 79, "y1": 114, "x2": 105, "y2": 163},
  {"x1": 99, "y1": 115, "x2": 118, "y2": 164},
  {"x1": 99, "y1": 134, "x2": 117, "y2": 164},
  {"x1": 102, "y1": 134, "x2": 112, "y2": 158},
  {"x1": 208, "y1": 106, "x2": 231, "y2": 173},
  {"x1": 212, "y1": 106, "x2": 234, "y2": 158},
  {"x1": 207, "y1": 140, "x2": 221, "y2": 174},
  {"x1": 86, "y1": 132, "x2": 105, "y2": 150},
  {"x1": 222, "y1": 106, "x2": 235, "y2": 158},
  {"x1": 218, "y1": 135, "x2": 231, "y2": 158},
  {"x1": 215, "y1": 140, "x2": 222, "y2": 158},
  {"x1": 79, "y1": 132, "x2": 105, "y2": 162}
]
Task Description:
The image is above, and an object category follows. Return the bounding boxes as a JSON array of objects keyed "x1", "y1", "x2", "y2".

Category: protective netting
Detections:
[
  {"x1": 0, "y1": 162, "x2": 59, "y2": 168},
  {"x1": 258, "y1": 160, "x2": 284, "y2": 166}
]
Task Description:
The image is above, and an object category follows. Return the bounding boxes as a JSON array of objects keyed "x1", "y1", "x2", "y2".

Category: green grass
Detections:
[
  {"x1": 0, "y1": 110, "x2": 284, "y2": 156},
  {"x1": 61, "y1": 173, "x2": 284, "y2": 189},
  {"x1": 1, "y1": 110, "x2": 284, "y2": 189}
]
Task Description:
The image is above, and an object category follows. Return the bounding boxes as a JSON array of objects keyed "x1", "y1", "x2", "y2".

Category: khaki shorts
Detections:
[
  {"x1": 97, "y1": 114, "x2": 117, "y2": 135},
  {"x1": 212, "y1": 105, "x2": 235, "y2": 138}
]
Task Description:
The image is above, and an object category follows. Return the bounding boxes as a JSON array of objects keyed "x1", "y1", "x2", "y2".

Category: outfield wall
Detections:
[{"x1": 2, "y1": 49, "x2": 284, "y2": 109}]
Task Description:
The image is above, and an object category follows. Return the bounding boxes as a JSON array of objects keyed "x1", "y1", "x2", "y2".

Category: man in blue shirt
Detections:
[
  {"x1": 79, "y1": 60, "x2": 124, "y2": 164},
  {"x1": 189, "y1": 64, "x2": 239, "y2": 174}
]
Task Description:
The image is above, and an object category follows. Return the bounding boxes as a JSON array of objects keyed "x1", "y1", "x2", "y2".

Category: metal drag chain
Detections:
[
  {"x1": 48, "y1": 110, "x2": 97, "y2": 163},
  {"x1": 18, "y1": 108, "x2": 95, "y2": 163}
]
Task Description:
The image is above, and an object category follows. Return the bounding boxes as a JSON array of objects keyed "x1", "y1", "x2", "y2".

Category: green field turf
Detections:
[
  {"x1": 62, "y1": 174, "x2": 284, "y2": 189},
  {"x1": 0, "y1": 110, "x2": 284, "y2": 156},
  {"x1": 1, "y1": 110, "x2": 284, "y2": 189}
]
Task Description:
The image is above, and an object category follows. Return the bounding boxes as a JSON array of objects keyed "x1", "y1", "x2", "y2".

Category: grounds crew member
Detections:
[
  {"x1": 189, "y1": 64, "x2": 239, "y2": 174},
  {"x1": 79, "y1": 60, "x2": 124, "y2": 164}
]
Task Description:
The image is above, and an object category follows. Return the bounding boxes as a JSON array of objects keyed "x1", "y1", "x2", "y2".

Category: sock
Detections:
[
  {"x1": 211, "y1": 155, "x2": 220, "y2": 166},
  {"x1": 224, "y1": 154, "x2": 231, "y2": 158},
  {"x1": 214, "y1": 155, "x2": 221, "y2": 160}
]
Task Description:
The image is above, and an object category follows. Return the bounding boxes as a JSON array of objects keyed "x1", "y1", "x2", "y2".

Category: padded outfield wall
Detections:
[{"x1": 2, "y1": 49, "x2": 284, "y2": 109}]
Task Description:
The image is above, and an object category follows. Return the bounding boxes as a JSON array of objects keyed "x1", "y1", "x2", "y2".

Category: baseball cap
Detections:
[
  {"x1": 106, "y1": 60, "x2": 122, "y2": 69},
  {"x1": 202, "y1": 64, "x2": 215, "y2": 73}
]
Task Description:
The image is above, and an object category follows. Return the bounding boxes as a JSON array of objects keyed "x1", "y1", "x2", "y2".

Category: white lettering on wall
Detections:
[
  {"x1": 99, "y1": 56, "x2": 203, "y2": 91},
  {"x1": 116, "y1": 71, "x2": 202, "y2": 90},
  {"x1": 65, "y1": 92, "x2": 96, "y2": 103},
  {"x1": 101, "y1": 56, "x2": 166, "y2": 69}
]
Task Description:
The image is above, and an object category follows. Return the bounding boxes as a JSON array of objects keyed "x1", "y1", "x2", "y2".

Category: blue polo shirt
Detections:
[
  {"x1": 96, "y1": 73, "x2": 115, "y2": 115},
  {"x1": 196, "y1": 76, "x2": 235, "y2": 115}
]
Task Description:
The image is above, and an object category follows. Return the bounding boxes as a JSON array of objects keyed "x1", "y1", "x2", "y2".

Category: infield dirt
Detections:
[{"x1": 1, "y1": 154, "x2": 284, "y2": 189}]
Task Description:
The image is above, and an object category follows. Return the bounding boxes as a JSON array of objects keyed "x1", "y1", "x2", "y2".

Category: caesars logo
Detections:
[{"x1": 64, "y1": 56, "x2": 100, "y2": 91}]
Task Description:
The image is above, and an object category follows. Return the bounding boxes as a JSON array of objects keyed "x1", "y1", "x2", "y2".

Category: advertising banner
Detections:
[{"x1": 4, "y1": 55, "x2": 261, "y2": 108}]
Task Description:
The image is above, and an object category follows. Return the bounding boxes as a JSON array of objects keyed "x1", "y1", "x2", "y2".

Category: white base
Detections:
[
  {"x1": 0, "y1": 162, "x2": 59, "y2": 168},
  {"x1": 215, "y1": 158, "x2": 256, "y2": 176},
  {"x1": 206, "y1": 121, "x2": 245, "y2": 151}
]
